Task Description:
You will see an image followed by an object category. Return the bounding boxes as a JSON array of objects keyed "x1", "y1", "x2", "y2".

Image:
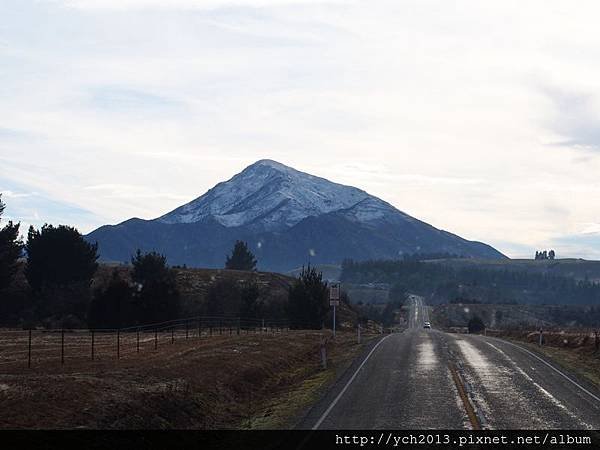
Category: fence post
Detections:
[
  {"x1": 117, "y1": 329, "x2": 120, "y2": 359},
  {"x1": 137, "y1": 328, "x2": 140, "y2": 353},
  {"x1": 186, "y1": 320, "x2": 189, "y2": 339},
  {"x1": 171, "y1": 327, "x2": 175, "y2": 344},
  {"x1": 91, "y1": 330, "x2": 95, "y2": 360},
  {"x1": 154, "y1": 328, "x2": 158, "y2": 350},
  {"x1": 28, "y1": 329, "x2": 32, "y2": 368},
  {"x1": 220, "y1": 321, "x2": 223, "y2": 335},
  {"x1": 61, "y1": 329, "x2": 65, "y2": 365},
  {"x1": 198, "y1": 320, "x2": 201, "y2": 338},
  {"x1": 237, "y1": 317, "x2": 240, "y2": 336},
  {"x1": 357, "y1": 323, "x2": 361, "y2": 344}
]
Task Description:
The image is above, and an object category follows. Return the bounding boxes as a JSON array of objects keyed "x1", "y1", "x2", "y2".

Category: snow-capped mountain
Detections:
[
  {"x1": 158, "y1": 160, "x2": 372, "y2": 230},
  {"x1": 86, "y1": 160, "x2": 505, "y2": 271}
]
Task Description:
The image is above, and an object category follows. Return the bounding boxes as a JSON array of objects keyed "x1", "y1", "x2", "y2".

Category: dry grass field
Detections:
[{"x1": 0, "y1": 328, "x2": 378, "y2": 429}]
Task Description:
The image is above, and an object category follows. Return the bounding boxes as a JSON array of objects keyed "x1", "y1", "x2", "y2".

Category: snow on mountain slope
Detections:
[
  {"x1": 86, "y1": 159, "x2": 507, "y2": 269},
  {"x1": 158, "y1": 159, "x2": 372, "y2": 230}
]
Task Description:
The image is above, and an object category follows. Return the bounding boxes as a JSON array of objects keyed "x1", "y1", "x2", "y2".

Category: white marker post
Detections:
[{"x1": 330, "y1": 283, "x2": 340, "y2": 338}]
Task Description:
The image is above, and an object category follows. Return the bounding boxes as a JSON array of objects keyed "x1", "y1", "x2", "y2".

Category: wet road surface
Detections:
[{"x1": 301, "y1": 297, "x2": 600, "y2": 429}]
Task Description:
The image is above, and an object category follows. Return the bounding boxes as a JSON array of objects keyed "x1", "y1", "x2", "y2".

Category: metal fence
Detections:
[{"x1": 0, "y1": 315, "x2": 296, "y2": 369}]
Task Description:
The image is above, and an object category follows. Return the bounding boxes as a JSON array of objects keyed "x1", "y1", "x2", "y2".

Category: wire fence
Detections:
[{"x1": 0, "y1": 315, "x2": 313, "y2": 369}]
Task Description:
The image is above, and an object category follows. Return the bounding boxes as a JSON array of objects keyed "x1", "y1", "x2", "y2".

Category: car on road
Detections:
[{"x1": 423, "y1": 321, "x2": 431, "y2": 329}]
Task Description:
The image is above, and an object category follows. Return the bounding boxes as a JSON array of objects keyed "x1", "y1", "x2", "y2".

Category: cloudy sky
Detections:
[{"x1": 2, "y1": 0, "x2": 600, "y2": 259}]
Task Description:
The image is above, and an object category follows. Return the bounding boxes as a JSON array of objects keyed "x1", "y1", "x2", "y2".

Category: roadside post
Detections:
[
  {"x1": 357, "y1": 323, "x2": 361, "y2": 344},
  {"x1": 329, "y1": 283, "x2": 340, "y2": 338},
  {"x1": 320, "y1": 335, "x2": 327, "y2": 370}
]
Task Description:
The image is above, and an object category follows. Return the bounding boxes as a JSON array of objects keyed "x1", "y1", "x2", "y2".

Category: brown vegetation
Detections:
[{"x1": 0, "y1": 329, "x2": 377, "y2": 429}]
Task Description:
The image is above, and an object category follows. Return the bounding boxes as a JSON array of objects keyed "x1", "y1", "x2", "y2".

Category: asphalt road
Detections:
[{"x1": 300, "y1": 296, "x2": 600, "y2": 430}]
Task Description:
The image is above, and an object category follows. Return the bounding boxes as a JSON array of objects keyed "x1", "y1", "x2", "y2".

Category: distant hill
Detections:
[
  {"x1": 427, "y1": 258, "x2": 600, "y2": 283},
  {"x1": 86, "y1": 159, "x2": 505, "y2": 272},
  {"x1": 340, "y1": 258, "x2": 600, "y2": 306}
]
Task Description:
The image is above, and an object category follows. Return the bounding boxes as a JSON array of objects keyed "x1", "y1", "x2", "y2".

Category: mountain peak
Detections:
[
  {"x1": 87, "y1": 159, "x2": 506, "y2": 269},
  {"x1": 251, "y1": 159, "x2": 290, "y2": 170},
  {"x1": 157, "y1": 159, "x2": 371, "y2": 230}
]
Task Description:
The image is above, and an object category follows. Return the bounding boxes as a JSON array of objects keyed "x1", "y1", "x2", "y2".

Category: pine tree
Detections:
[
  {"x1": 288, "y1": 265, "x2": 328, "y2": 329},
  {"x1": 225, "y1": 240, "x2": 257, "y2": 271},
  {"x1": 25, "y1": 224, "x2": 98, "y2": 324},
  {"x1": 25, "y1": 225, "x2": 98, "y2": 292},
  {"x1": 0, "y1": 194, "x2": 24, "y2": 292},
  {"x1": 131, "y1": 250, "x2": 180, "y2": 324}
]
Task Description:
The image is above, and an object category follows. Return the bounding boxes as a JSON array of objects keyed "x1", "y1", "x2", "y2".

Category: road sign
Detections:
[
  {"x1": 329, "y1": 300, "x2": 340, "y2": 306},
  {"x1": 329, "y1": 283, "x2": 340, "y2": 300}
]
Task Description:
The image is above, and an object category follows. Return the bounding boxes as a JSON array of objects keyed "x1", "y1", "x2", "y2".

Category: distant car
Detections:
[{"x1": 423, "y1": 321, "x2": 431, "y2": 329}]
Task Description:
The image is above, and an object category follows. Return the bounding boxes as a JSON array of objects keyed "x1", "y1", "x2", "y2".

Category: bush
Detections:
[{"x1": 468, "y1": 315, "x2": 486, "y2": 334}]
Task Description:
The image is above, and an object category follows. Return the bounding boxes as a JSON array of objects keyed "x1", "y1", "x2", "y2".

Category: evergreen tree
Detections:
[
  {"x1": 131, "y1": 250, "x2": 180, "y2": 324},
  {"x1": 239, "y1": 279, "x2": 262, "y2": 318},
  {"x1": 25, "y1": 224, "x2": 98, "y2": 324},
  {"x1": 205, "y1": 278, "x2": 241, "y2": 316},
  {"x1": 88, "y1": 269, "x2": 133, "y2": 329},
  {"x1": 25, "y1": 225, "x2": 98, "y2": 291},
  {"x1": 287, "y1": 265, "x2": 328, "y2": 329},
  {"x1": 0, "y1": 194, "x2": 24, "y2": 292},
  {"x1": 225, "y1": 240, "x2": 257, "y2": 271}
]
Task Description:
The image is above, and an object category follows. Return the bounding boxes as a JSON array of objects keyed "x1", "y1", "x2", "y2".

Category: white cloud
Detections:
[
  {"x1": 55, "y1": 0, "x2": 349, "y2": 10},
  {"x1": 3, "y1": 0, "x2": 600, "y2": 259}
]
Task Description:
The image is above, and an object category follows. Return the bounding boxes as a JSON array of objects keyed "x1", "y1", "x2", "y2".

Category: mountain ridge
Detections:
[{"x1": 86, "y1": 160, "x2": 506, "y2": 270}]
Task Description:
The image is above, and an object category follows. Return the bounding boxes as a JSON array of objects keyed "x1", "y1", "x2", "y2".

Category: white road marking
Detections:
[
  {"x1": 312, "y1": 334, "x2": 394, "y2": 430},
  {"x1": 489, "y1": 337, "x2": 600, "y2": 404},
  {"x1": 485, "y1": 342, "x2": 592, "y2": 429}
]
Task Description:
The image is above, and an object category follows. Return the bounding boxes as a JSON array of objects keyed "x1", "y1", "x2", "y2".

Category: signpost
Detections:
[{"x1": 330, "y1": 283, "x2": 340, "y2": 338}]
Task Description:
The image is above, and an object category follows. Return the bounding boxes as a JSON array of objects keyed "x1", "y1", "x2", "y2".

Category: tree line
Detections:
[
  {"x1": 0, "y1": 194, "x2": 345, "y2": 329},
  {"x1": 341, "y1": 258, "x2": 600, "y2": 305}
]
